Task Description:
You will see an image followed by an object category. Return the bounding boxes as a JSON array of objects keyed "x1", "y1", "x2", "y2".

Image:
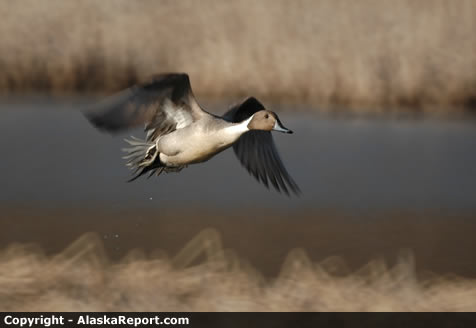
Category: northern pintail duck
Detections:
[{"x1": 84, "y1": 73, "x2": 300, "y2": 195}]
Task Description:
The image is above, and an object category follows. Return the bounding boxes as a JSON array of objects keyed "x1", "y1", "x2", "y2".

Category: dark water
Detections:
[{"x1": 1, "y1": 99, "x2": 476, "y2": 211}]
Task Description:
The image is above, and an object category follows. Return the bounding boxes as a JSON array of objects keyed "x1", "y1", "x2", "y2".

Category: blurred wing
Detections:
[
  {"x1": 224, "y1": 98, "x2": 300, "y2": 195},
  {"x1": 222, "y1": 96, "x2": 265, "y2": 122},
  {"x1": 233, "y1": 131, "x2": 300, "y2": 195},
  {"x1": 84, "y1": 73, "x2": 204, "y2": 140}
]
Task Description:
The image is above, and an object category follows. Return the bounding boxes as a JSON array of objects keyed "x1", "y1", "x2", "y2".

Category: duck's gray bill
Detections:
[{"x1": 273, "y1": 121, "x2": 293, "y2": 134}]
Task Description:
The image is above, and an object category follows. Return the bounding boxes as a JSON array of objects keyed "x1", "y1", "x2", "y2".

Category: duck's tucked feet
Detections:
[{"x1": 139, "y1": 144, "x2": 158, "y2": 167}]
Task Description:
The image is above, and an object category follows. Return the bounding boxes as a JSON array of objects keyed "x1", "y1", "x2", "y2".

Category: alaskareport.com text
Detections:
[{"x1": 4, "y1": 315, "x2": 190, "y2": 327}]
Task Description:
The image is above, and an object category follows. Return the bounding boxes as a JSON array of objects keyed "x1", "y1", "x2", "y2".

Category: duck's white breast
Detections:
[{"x1": 157, "y1": 119, "x2": 245, "y2": 165}]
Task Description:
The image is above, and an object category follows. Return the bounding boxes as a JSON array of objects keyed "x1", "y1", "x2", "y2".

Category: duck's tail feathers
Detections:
[{"x1": 122, "y1": 136, "x2": 164, "y2": 182}]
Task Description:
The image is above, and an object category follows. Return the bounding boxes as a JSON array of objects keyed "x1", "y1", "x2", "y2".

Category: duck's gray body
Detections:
[
  {"x1": 84, "y1": 73, "x2": 300, "y2": 195},
  {"x1": 156, "y1": 116, "x2": 238, "y2": 166}
]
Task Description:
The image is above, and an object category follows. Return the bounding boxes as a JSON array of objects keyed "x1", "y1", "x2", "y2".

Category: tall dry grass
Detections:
[
  {"x1": 1, "y1": 229, "x2": 476, "y2": 311},
  {"x1": 0, "y1": 0, "x2": 475, "y2": 113}
]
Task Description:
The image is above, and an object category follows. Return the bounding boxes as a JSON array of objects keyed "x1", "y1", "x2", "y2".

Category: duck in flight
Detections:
[{"x1": 84, "y1": 73, "x2": 300, "y2": 195}]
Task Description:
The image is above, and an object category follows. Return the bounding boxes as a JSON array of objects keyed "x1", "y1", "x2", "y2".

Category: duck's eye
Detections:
[{"x1": 265, "y1": 114, "x2": 269, "y2": 119}]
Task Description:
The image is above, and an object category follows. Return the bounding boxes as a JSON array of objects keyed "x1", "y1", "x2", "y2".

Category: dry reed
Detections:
[
  {"x1": 0, "y1": 0, "x2": 475, "y2": 114},
  {"x1": 1, "y1": 229, "x2": 476, "y2": 311}
]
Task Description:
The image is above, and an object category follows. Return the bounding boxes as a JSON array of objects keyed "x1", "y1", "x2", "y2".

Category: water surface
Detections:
[{"x1": 1, "y1": 99, "x2": 475, "y2": 211}]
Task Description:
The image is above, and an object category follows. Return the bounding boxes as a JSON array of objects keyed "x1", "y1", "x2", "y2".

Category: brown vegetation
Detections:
[
  {"x1": 1, "y1": 208, "x2": 476, "y2": 311},
  {"x1": 0, "y1": 0, "x2": 475, "y2": 113},
  {"x1": 1, "y1": 230, "x2": 476, "y2": 311}
]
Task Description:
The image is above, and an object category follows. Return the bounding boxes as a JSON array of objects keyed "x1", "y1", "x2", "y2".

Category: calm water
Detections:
[{"x1": 1, "y1": 99, "x2": 476, "y2": 211}]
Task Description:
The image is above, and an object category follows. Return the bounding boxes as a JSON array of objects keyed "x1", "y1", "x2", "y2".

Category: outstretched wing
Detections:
[
  {"x1": 224, "y1": 98, "x2": 300, "y2": 195},
  {"x1": 84, "y1": 73, "x2": 204, "y2": 140}
]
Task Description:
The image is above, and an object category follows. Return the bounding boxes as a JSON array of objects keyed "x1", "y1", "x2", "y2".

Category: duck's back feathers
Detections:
[{"x1": 84, "y1": 73, "x2": 204, "y2": 140}]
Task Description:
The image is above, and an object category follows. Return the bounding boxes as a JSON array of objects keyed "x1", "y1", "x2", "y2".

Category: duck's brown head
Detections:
[{"x1": 247, "y1": 110, "x2": 293, "y2": 134}]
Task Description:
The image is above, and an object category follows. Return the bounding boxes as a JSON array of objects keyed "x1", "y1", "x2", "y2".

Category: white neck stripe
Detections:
[{"x1": 224, "y1": 115, "x2": 253, "y2": 135}]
